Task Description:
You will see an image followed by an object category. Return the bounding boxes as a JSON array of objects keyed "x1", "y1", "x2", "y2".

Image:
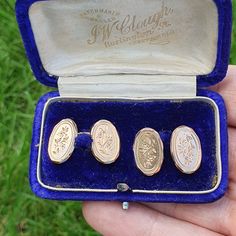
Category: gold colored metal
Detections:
[
  {"x1": 133, "y1": 128, "x2": 164, "y2": 176},
  {"x1": 48, "y1": 119, "x2": 78, "y2": 164},
  {"x1": 170, "y1": 126, "x2": 202, "y2": 174},
  {"x1": 91, "y1": 120, "x2": 120, "y2": 164}
]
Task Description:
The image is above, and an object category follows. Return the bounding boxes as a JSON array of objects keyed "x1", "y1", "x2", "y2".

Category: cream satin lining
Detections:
[
  {"x1": 58, "y1": 75, "x2": 196, "y2": 98},
  {"x1": 29, "y1": 0, "x2": 218, "y2": 78}
]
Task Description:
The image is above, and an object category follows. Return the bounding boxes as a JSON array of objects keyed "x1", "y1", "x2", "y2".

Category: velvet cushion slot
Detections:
[
  {"x1": 42, "y1": 99, "x2": 217, "y2": 191},
  {"x1": 15, "y1": 0, "x2": 232, "y2": 87},
  {"x1": 29, "y1": 90, "x2": 228, "y2": 203}
]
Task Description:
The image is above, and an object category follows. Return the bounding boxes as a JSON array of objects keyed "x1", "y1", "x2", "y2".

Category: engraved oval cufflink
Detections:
[
  {"x1": 133, "y1": 128, "x2": 164, "y2": 176},
  {"x1": 170, "y1": 126, "x2": 202, "y2": 174},
  {"x1": 91, "y1": 120, "x2": 120, "y2": 164},
  {"x1": 48, "y1": 119, "x2": 78, "y2": 164}
]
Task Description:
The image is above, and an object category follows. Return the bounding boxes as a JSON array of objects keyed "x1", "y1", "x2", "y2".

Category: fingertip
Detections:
[
  {"x1": 81, "y1": 201, "x2": 90, "y2": 220},
  {"x1": 82, "y1": 201, "x2": 103, "y2": 234},
  {"x1": 228, "y1": 65, "x2": 236, "y2": 76},
  {"x1": 82, "y1": 201, "x2": 123, "y2": 236},
  {"x1": 82, "y1": 201, "x2": 100, "y2": 225}
]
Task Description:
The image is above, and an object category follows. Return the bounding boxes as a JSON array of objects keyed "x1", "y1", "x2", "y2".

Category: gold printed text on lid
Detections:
[
  {"x1": 91, "y1": 120, "x2": 120, "y2": 164},
  {"x1": 133, "y1": 128, "x2": 164, "y2": 176},
  {"x1": 170, "y1": 126, "x2": 202, "y2": 174},
  {"x1": 48, "y1": 119, "x2": 78, "y2": 164}
]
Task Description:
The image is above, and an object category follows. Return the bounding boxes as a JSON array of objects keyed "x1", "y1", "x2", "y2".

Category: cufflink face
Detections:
[
  {"x1": 170, "y1": 126, "x2": 202, "y2": 174},
  {"x1": 91, "y1": 120, "x2": 120, "y2": 164},
  {"x1": 133, "y1": 128, "x2": 164, "y2": 176},
  {"x1": 48, "y1": 119, "x2": 78, "y2": 164}
]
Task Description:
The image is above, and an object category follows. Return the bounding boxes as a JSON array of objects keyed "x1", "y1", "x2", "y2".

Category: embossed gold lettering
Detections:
[{"x1": 85, "y1": 1, "x2": 174, "y2": 46}]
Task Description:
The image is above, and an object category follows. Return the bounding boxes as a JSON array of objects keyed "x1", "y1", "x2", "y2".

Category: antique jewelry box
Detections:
[{"x1": 16, "y1": 0, "x2": 232, "y2": 203}]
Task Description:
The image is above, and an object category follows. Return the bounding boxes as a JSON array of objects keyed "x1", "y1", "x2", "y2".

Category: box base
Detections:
[{"x1": 30, "y1": 89, "x2": 228, "y2": 203}]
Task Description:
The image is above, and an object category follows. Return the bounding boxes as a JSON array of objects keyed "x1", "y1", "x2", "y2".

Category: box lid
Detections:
[{"x1": 16, "y1": 0, "x2": 232, "y2": 88}]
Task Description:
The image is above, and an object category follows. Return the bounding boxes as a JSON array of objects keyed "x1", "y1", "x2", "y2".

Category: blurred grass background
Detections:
[{"x1": 0, "y1": 0, "x2": 235, "y2": 235}]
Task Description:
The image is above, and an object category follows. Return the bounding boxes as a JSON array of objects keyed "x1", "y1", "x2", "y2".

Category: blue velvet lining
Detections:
[
  {"x1": 15, "y1": 0, "x2": 232, "y2": 88},
  {"x1": 75, "y1": 134, "x2": 93, "y2": 151},
  {"x1": 29, "y1": 89, "x2": 228, "y2": 203},
  {"x1": 42, "y1": 99, "x2": 217, "y2": 191}
]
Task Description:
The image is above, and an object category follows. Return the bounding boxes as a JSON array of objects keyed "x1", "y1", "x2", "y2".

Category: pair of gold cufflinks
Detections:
[
  {"x1": 134, "y1": 126, "x2": 202, "y2": 176},
  {"x1": 48, "y1": 119, "x2": 120, "y2": 165},
  {"x1": 48, "y1": 119, "x2": 202, "y2": 176}
]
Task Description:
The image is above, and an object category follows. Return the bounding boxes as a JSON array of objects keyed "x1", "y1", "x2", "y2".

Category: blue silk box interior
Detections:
[{"x1": 16, "y1": 0, "x2": 232, "y2": 203}]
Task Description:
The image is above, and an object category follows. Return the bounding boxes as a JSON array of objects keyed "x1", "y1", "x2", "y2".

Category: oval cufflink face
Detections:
[
  {"x1": 133, "y1": 128, "x2": 164, "y2": 176},
  {"x1": 48, "y1": 119, "x2": 78, "y2": 164},
  {"x1": 91, "y1": 120, "x2": 120, "y2": 164},
  {"x1": 170, "y1": 126, "x2": 202, "y2": 174}
]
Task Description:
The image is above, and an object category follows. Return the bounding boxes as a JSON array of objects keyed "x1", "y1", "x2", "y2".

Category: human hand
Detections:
[{"x1": 83, "y1": 66, "x2": 236, "y2": 236}]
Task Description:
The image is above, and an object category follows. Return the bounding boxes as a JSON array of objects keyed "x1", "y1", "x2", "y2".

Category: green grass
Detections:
[
  {"x1": 0, "y1": 1, "x2": 99, "y2": 236},
  {"x1": 231, "y1": 1, "x2": 236, "y2": 64},
  {"x1": 0, "y1": 1, "x2": 235, "y2": 235}
]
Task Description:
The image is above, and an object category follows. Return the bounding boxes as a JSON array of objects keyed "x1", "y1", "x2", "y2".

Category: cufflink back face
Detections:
[
  {"x1": 133, "y1": 128, "x2": 164, "y2": 176},
  {"x1": 48, "y1": 119, "x2": 78, "y2": 164},
  {"x1": 170, "y1": 126, "x2": 202, "y2": 174},
  {"x1": 91, "y1": 120, "x2": 120, "y2": 164}
]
